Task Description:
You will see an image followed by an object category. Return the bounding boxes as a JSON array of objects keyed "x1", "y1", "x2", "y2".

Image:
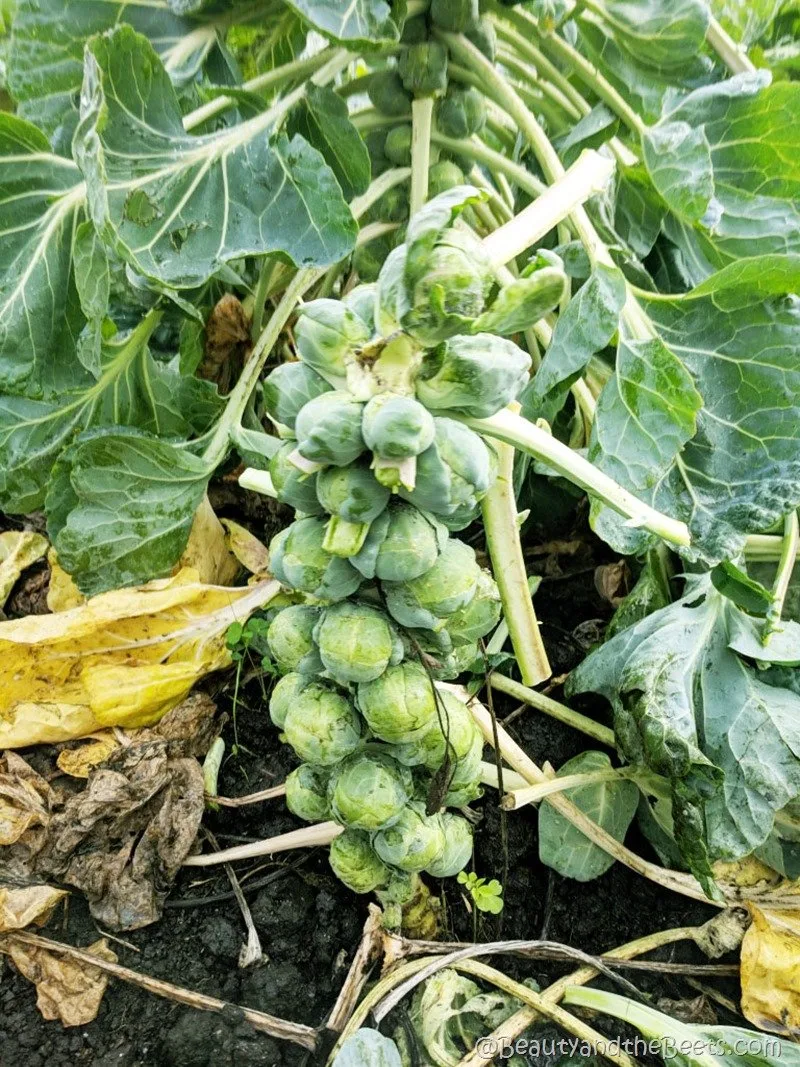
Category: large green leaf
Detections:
[
  {"x1": 0, "y1": 311, "x2": 221, "y2": 514},
  {"x1": 76, "y1": 26, "x2": 357, "y2": 289},
  {"x1": 46, "y1": 429, "x2": 212, "y2": 596},
  {"x1": 582, "y1": 0, "x2": 710, "y2": 73},
  {"x1": 567, "y1": 577, "x2": 800, "y2": 865},
  {"x1": 538, "y1": 751, "x2": 639, "y2": 881},
  {"x1": 284, "y1": 0, "x2": 403, "y2": 47},
  {"x1": 286, "y1": 84, "x2": 371, "y2": 200}
]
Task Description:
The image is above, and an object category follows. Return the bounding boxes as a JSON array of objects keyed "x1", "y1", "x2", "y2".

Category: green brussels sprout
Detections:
[
  {"x1": 428, "y1": 160, "x2": 465, "y2": 198},
  {"x1": 354, "y1": 236, "x2": 393, "y2": 283},
  {"x1": 285, "y1": 764, "x2": 331, "y2": 822},
  {"x1": 373, "y1": 184, "x2": 410, "y2": 224},
  {"x1": 384, "y1": 539, "x2": 480, "y2": 630},
  {"x1": 267, "y1": 604, "x2": 322, "y2": 674},
  {"x1": 373, "y1": 800, "x2": 447, "y2": 871},
  {"x1": 329, "y1": 829, "x2": 392, "y2": 893},
  {"x1": 445, "y1": 569, "x2": 501, "y2": 644},
  {"x1": 314, "y1": 601, "x2": 402, "y2": 684},
  {"x1": 433, "y1": 639, "x2": 481, "y2": 680},
  {"x1": 283, "y1": 683, "x2": 362, "y2": 766},
  {"x1": 362, "y1": 394, "x2": 436, "y2": 460},
  {"x1": 294, "y1": 391, "x2": 365, "y2": 468},
  {"x1": 444, "y1": 774, "x2": 483, "y2": 808},
  {"x1": 403, "y1": 228, "x2": 494, "y2": 344},
  {"x1": 270, "y1": 442, "x2": 324, "y2": 515},
  {"x1": 466, "y1": 18, "x2": 497, "y2": 61},
  {"x1": 425, "y1": 813, "x2": 473, "y2": 877},
  {"x1": 392, "y1": 688, "x2": 480, "y2": 771},
  {"x1": 357, "y1": 660, "x2": 438, "y2": 743},
  {"x1": 328, "y1": 750, "x2": 414, "y2": 830},
  {"x1": 269, "y1": 518, "x2": 362, "y2": 600},
  {"x1": 384, "y1": 124, "x2": 413, "y2": 166},
  {"x1": 398, "y1": 41, "x2": 448, "y2": 97},
  {"x1": 415, "y1": 334, "x2": 531, "y2": 418},
  {"x1": 436, "y1": 87, "x2": 486, "y2": 139},
  {"x1": 471, "y1": 263, "x2": 568, "y2": 337},
  {"x1": 263, "y1": 361, "x2": 332, "y2": 433},
  {"x1": 431, "y1": 0, "x2": 479, "y2": 32},
  {"x1": 269, "y1": 671, "x2": 309, "y2": 729},
  {"x1": 399, "y1": 417, "x2": 496, "y2": 528},
  {"x1": 343, "y1": 284, "x2": 378, "y2": 336},
  {"x1": 352, "y1": 500, "x2": 448, "y2": 582},
  {"x1": 368, "y1": 70, "x2": 412, "y2": 117},
  {"x1": 316, "y1": 462, "x2": 390, "y2": 557},
  {"x1": 401, "y1": 13, "x2": 428, "y2": 42},
  {"x1": 295, "y1": 299, "x2": 370, "y2": 387}
]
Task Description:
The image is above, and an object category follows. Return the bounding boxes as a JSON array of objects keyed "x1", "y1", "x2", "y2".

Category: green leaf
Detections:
[
  {"x1": 287, "y1": 84, "x2": 371, "y2": 200},
  {"x1": 711, "y1": 0, "x2": 784, "y2": 46},
  {"x1": 583, "y1": 0, "x2": 711, "y2": 73},
  {"x1": 553, "y1": 105, "x2": 619, "y2": 167},
  {"x1": 0, "y1": 311, "x2": 222, "y2": 514},
  {"x1": 567, "y1": 577, "x2": 800, "y2": 865},
  {"x1": 471, "y1": 266, "x2": 567, "y2": 337},
  {"x1": 711, "y1": 560, "x2": 773, "y2": 616},
  {"x1": 538, "y1": 751, "x2": 639, "y2": 881},
  {"x1": 642, "y1": 121, "x2": 714, "y2": 225},
  {"x1": 76, "y1": 26, "x2": 357, "y2": 289},
  {"x1": 46, "y1": 429, "x2": 212, "y2": 596},
  {"x1": 284, "y1": 0, "x2": 403, "y2": 47},
  {"x1": 728, "y1": 613, "x2": 800, "y2": 667}
]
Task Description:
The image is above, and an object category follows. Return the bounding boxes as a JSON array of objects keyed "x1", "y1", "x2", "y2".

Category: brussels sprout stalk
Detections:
[
  {"x1": 372, "y1": 453, "x2": 418, "y2": 491},
  {"x1": 323, "y1": 515, "x2": 372, "y2": 556},
  {"x1": 410, "y1": 96, "x2": 434, "y2": 215},
  {"x1": 238, "y1": 468, "x2": 277, "y2": 499}
]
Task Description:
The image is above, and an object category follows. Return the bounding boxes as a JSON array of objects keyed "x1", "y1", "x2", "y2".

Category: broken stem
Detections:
[
  {"x1": 183, "y1": 821, "x2": 342, "y2": 867},
  {"x1": 489, "y1": 672, "x2": 615, "y2": 747}
]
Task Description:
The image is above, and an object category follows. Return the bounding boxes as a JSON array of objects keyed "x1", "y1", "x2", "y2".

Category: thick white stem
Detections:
[
  {"x1": 238, "y1": 468, "x2": 277, "y2": 498},
  {"x1": 706, "y1": 16, "x2": 756, "y2": 74}
]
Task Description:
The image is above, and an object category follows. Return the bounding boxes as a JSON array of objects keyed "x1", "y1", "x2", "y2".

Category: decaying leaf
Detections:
[
  {"x1": 179, "y1": 496, "x2": 241, "y2": 586},
  {"x1": 593, "y1": 560, "x2": 630, "y2": 607},
  {"x1": 741, "y1": 903, "x2": 800, "y2": 1038},
  {"x1": 0, "y1": 885, "x2": 67, "y2": 932},
  {"x1": 39, "y1": 746, "x2": 205, "y2": 929},
  {"x1": 8, "y1": 936, "x2": 117, "y2": 1026},
  {"x1": 0, "y1": 531, "x2": 48, "y2": 608},
  {"x1": 0, "y1": 753, "x2": 58, "y2": 881},
  {"x1": 0, "y1": 568, "x2": 279, "y2": 747},
  {"x1": 201, "y1": 293, "x2": 251, "y2": 392},
  {"x1": 56, "y1": 735, "x2": 119, "y2": 779},
  {"x1": 221, "y1": 518, "x2": 270, "y2": 577},
  {"x1": 124, "y1": 690, "x2": 220, "y2": 758},
  {"x1": 46, "y1": 549, "x2": 85, "y2": 612}
]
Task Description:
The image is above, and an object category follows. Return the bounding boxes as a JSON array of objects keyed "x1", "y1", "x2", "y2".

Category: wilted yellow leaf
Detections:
[
  {"x1": 0, "y1": 885, "x2": 67, "y2": 932},
  {"x1": 741, "y1": 902, "x2": 800, "y2": 1037},
  {"x1": 46, "y1": 549, "x2": 85, "y2": 612},
  {"x1": 0, "y1": 569, "x2": 280, "y2": 747},
  {"x1": 0, "y1": 531, "x2": 48, "y2": 607},
  {"x1": 8, "y1": 936, "x2": 117, "y2": 1026},
  {"x1": 221, "y1": 518, "x2": 270, "y2": 576},
  {"x1": 56, "y1": 735, "x2": 119, "y2": 778},
  {"x1": 179, "y1": 496, "x2": 241, "y2": 586}
]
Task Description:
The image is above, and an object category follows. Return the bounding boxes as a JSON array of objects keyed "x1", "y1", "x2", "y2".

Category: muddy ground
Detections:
[{"x1": 0, "y1": 488, "x2": 730, "y2": 1066}]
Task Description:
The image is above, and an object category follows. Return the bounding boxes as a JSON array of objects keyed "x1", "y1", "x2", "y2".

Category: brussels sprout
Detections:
[
  {"x1": 428, "y1": 160, "x2": 465, "y2": 198},
  {"x1": 263, "y1": 361, "x2": 332, "y2": 432},
  {"x1": 445, "y1": 569, "x2": 502, "y2": 644},
  {"x1": 316, "y1": 461, "x2": 391, "y2": 550},
  {"x1": 466, "y1": 18, "x2": 497, "y2": 61},
  {"x1": 384, "y1": 124, "x2": 413, "y2": 166},
  {"x1": 368, "y1": 70, "x2": 412, "y2": 117},
  {"x1": 353, "y1": 236, "x2": 393, "y2": 283},
  {"x1": 384, "y1": 539, "x2": 480, "y2": 630},
  {"x1": 403, "y1": 228, "x2": 494, "y2": 344},
  {"x1": 283, "y1": 683, "x2": 362, "y2": 766},
  {"x1": 352, "y1": 501, "x2": 448, "y2": 582},
  {"x1": 415, "y1": 333, "x2": 531, "y2": 418},
  {"x1": 433, "y1": 639, "x2": 481, "y2": 680},
  {"x1": 373, "y1": 184, "x2": 410, "y2": 224},
  {"x1": 314, "y1": 602, "x2": 402, "y2": 684},
  {"x1": 471, "y1": 266, "x2": 568, "y2": 337},
  {"x1": 362, "y1": 394, "x2": 435, "y2": 460},
  {"x1": 392, "y1": 689, "x2": 480, "y2": 772},
  {"x1": 270, "y1": 442, "x2": 324, "y2": 515},
  {"x1": 425, "y1": 813, "x2": 474, "y2": 877},
  {"x1": 373, "y1": 800, "x2": 447, "y2": 871},
  {"x1": 431, "y1": 0, "x2": 479, "y2": 32},
  {"x1": 269, "y1": 671, "x2": 309, "y2": 729},
  {"x1": 357, "y1": 660, "x2": 438, "y2": 743},
  {"x1": 295, "y1": 299, "x2": 370, "y2": 387},
  {"x1": 375, "y1": 245, "x2": 411, "y2": 336},
  {"x1": 343, "y1": 284, "x2": 378, "y2": 336},
  {"x1": 398, "y1": 41, "x2": 448, "y2": 96},
  {"x1": 436, "y1": 87, "x2": 486, "y2": 139},
  {"x1": 294, "y1": 391, "x2": 365, "y2": 468},
  {"x1": 285, "y1": 764, "x2": 331, "y2": 822},
  {"x1": 267, "y1": 605, "x2": 322, "y2": 674},
  {"x1": 399, "y1": 417, "x2": 496, "y2": 527},
  {"x1": 365, "y1": 128, "x2": 391, "y2": 177},
  {"x1": 328, "y1": 750, "x2": 414, "y2": 830},
  {"x1": 329, "y1": 829, "x2": 392, "y2": 893},
  {"x1": 269, "y1": 518, "x2": 362, "y2": 600}
]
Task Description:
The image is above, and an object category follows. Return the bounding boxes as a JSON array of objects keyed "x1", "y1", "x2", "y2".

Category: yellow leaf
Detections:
[
  {"x1": 9, "y1": 937, "x2": 117, "y2": 1026},
  {"x1": 56, "y1": 735, "x2": 119, "y2": 778},
  {"x1": 0, "y1": 886, "x2": 67, "y2": 932},
  {"x1": 0, "y1": 569, "x2": 280, "y2": 747},
  {"x1": 179, "y1": 496, "x2": 241, "y2": 585},
  {"x1": 741, "y1": 902, "x2": 800, "y2": 1038},
  {"x1": 0, "y1": 531, "x2": 48, "y2": 607},
  {"x1": 220, "y1": 518, "x2": 270, "y2": 576},
  {"x1": 46, "y1": 549, "x2": 85, "y2": 612}
]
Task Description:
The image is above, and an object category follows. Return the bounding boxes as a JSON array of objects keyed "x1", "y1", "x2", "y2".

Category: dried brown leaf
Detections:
[
  {"x1": 8, "y1": 936, "x2": 117, "y2": 1026},
  {"x1": 179, "y1": 497, "x2": 241, "y2": 586},
  {"x1": 201, "y1": 293, "x2": 251, "y2": 392},
  {"x1": 57, "y1": 735, "x2": 119, "y2": 779},
  {"x1": 0, "y1": 752, "x2": 58, "y2": 881},
  {"x1": 0, "y1": 885, "x2": 67, "y2": 932}
]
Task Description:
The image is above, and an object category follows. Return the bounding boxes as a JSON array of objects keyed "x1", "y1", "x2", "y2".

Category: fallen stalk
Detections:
[
  {"x1": 489, "y1": 671, "x2": 615, "y2": 747},
  {"x1": 0, "y1": 931, "x2": 317, "y2": 1051},
  {"x1": 183, "y1": 821, "x2": 342, "y2": 867},
  {"x1": 212, "y1": 783, "x2": 287, "y2": 808}
]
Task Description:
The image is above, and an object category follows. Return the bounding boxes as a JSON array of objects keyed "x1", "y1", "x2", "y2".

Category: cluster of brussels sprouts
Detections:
[{"x1": 260, "y1": 190, "x2": 562, "y2": 901}]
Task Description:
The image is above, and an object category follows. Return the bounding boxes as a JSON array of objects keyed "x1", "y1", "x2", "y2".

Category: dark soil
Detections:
[{"x1": 0, "y1": 492, "x2": 725, "y2": 1067}]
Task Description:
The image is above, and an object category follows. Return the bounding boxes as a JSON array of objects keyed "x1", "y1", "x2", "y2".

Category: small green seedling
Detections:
[{"x1": 457, "y1": 871, "x2": 504, "y2": 914}]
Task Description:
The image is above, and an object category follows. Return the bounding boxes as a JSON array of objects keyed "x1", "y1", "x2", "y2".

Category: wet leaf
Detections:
[
  {"x1": 8, "y1": 937, "x2": 117, "y2": 1026},
  {"x1": 0, "y1": 531, "x2": 48, "y2": 608}
]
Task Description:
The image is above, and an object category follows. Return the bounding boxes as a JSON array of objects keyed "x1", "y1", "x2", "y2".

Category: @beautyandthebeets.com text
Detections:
[{"x1": 472, "y1": 1035, "x2": 785, "y2": 1060}]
